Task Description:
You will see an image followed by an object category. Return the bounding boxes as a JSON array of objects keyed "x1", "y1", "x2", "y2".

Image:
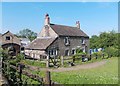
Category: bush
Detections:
[
  {"x1": 0, "y1": 48, "x2": 9, "y2": 61},
  {"x1": 73, "y1": 52, "x2": 86, "y2": 58},
  {"x1": 9, "y1": 53, "x2": 24, "y2": 65},
  {"x1": 16, "y1": 53, "x2": 24, "y2": 62},
  {"x1": 104, "y1": 47, "x2": 118, "y2": 57},
  {"x1": 76, "y1": 48, "x2": 83, "y2": 54},
  {"x1": 93, "y1": 51, "x2": 103, "y2": 58}
]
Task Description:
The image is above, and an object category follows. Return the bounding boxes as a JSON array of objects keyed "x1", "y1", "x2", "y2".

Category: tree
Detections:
[
  {"x1": 90, "y1": 30, "x2": 118, "y2": 57},
  {"x1": 90, "y1": 35, "x2": 99, "y2": 48},
  {"x1": 17, "y1": 29, "x2": 37, "y2": 41},
  {"x1": 90, "y1": 30, "x2": 118, "y2": 49}
]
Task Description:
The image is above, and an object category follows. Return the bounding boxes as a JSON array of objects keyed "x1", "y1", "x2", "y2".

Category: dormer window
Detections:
[
  {"x1": 64, "y1": 37, "x2": 70, "y2": 45},
  {"x1": 6, "y1": 36, "x2": 10, "y2": 40}
]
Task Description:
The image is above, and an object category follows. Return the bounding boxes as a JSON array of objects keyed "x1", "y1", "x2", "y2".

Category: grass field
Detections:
[{"x1": 51, "y1": 57, "x2": 118, "y2": 84}]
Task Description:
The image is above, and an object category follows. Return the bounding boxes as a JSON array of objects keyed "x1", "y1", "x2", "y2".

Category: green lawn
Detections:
[{"x1": 51, "y1": 57, "x2": 118, "y2": 84}]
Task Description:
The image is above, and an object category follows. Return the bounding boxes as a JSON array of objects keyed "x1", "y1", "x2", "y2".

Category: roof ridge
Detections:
[{"x1": 50, "y1": 23, "x2": 76, "y2": 28}]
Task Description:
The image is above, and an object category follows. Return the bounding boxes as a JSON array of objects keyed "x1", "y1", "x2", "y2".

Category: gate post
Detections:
[
  {"x1": 72, "y1": 56, "x2": 75, "y2": 63},
  {"x1": 18, "y1": 64, "x2": 22, "y2": 86},
  {"x1": 61, "y1": 56, "x2": 64, "y2": 66},
  {"x1": 45, "y1": 71, "x2": 51, "y2": 86},
  {"x1": 46, "y1": 55, "x2": 50, "y2": 67}
]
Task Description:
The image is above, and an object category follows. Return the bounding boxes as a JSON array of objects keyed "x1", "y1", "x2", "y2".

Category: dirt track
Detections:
[
  {"x1": 28, "y1": 60, "x2": 107, "y2": 72},
  {"x1": 49, "y1": 60, "x2": 107, "y2": 72}
]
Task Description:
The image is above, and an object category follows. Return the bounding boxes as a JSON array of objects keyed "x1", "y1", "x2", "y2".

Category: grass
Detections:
[
  {"x1": 21, "y1": 57, "x2": 118, "y2": 84},
  {"x1": 21, "y1": 59, "x2": 46, "y2": 68},
  {"x1": 51, "y1": 57, "x2": 118, "y2": 84}
]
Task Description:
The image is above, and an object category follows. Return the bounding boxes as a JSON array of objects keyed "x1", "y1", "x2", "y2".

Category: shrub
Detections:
[
  {"x1": 16, "y1": 53, "x2": 24, "y2": 62},
  {"x1": 76, "y1": 48, "x2": 83, "y2": 54},
  {"x1": 73, "y1": 52, "x2": 86, "y2": 58},
  {"x1": 104, "y1": 47, "x2": 118, "y2": 57},
  {"x1": 9, "y1": 53, "x2": 24, "y2": 65}
]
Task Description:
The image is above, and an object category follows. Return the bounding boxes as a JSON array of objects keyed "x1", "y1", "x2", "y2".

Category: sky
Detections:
[{"x1": 0, "y1": 2, "x2": 118, "y2": 37}]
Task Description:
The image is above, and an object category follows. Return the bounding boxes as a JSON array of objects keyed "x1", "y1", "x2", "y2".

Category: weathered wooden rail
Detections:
[{"x1": 2, "y1": 61, "x2": 55, "y2": 86}]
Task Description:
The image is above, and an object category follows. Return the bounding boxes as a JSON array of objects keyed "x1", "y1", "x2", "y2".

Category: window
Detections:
[
  {"x1": 49, "y1": 49, "x2": 57, "y2": 56},
  {"x1": 55, "y1": 50, "x2": 58, "y2": 56},
  {"x1": 64, "y1": 37, "x2": 70, "y2": 45},
  {"x1": 21, "y1": 47, "x2": 24, "y2": 51},
  {"x1": 6, "y1": 36, "x2": 10, "y2": 40},
  {"x1": 72, "y1": 49, "x2": 76, "y2": 55},
  {"x1": 81, "y1": 39, "x2": 85, "y2": 44},
  {"x1": 50, "y1": 50, "x2": 54, "y2": 55},
  {"x1": 65, "y1": 50, "x2": 69, "y2": 56},
  {"x1": 82, "y1": 46, "x2": 85, "y2": 53}
]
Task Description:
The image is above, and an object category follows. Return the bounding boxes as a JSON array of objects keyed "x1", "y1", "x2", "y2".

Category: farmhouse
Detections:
[
  {"x1": 25, "y1": 14, "x2": 89, "y2": 59},
  {"x1": 0, "y1": 31, "x2": 21, "y2": 56}
]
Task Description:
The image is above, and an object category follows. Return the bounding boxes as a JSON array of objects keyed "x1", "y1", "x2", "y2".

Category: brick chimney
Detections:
[
  {"x1": 45, "y1": 13, "x2": 50, "y2": 25},
  {"x1": 76, "y1": 21, "x2": 80, "y2": 29}
]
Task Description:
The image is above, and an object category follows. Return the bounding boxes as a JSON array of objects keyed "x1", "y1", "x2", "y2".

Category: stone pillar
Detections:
[
  {"x1": 61, "y1": 56, "x2": 64, "y2": 66},
  {"x1": 46, "y1": 55, "x2": 50, "y2": 67}
]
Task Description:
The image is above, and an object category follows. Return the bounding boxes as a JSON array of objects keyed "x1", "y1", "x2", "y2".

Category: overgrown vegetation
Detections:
[
  {"x1": 0, "y1": 48, "x2": 42, "y2": 85},
  {"x1": 90, "y1": 30, "x2": 119, "y2": 57}
]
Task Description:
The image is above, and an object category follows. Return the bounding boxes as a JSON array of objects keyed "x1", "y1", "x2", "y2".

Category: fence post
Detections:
[
  {"x1": 102, "y1": 53, "x2": 104, "y2": 59},
  {"x1": 61, "y1": 56, "x2": 64, "y2": 66},
  {"x1": 45, "y1": 71, "x2": 51, "y2": 86},
  {"x1": 46, "y1": 55, "x2": 50, "y2": 67},
  {"x1": 96, "y1": 54, "x2": 98, "y2": 59},
  {"x1": 0, "y1": 57, "x2": 2, "y2": 83},
  {"x1": 90, "y1": 54, "x2": 92, "y2": 60},
  {"x1": 82, "y1": 55, "x2": 84, "y2": 62},
  {"x1": 72, "y1": 56, "x2": 75, "y2": 63},
  {"x1": 18, "y1": 64, "x2": 22, "y2": 86}
]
